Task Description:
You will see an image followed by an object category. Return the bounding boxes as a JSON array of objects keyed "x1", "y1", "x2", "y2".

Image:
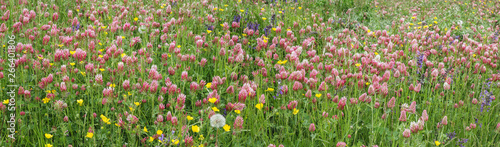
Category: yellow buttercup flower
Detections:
[
  {"x1": 435, "y1": 141, "x2": 441, "y2": 146},
  {"x1": 134, "y1": 102, "x2": 140, "y2": 106},
  {"x1": 240, "y1": 9, "x2": 244, "y2": 12},
  {"x1": 223, "y1": 124, "x2": 230, "y2": 132},
  {"x1": 209, "y1": 98, "x2": 217, "y2": 103},
  {"x1": 45, "y1": 144, "x2": 53, "y2": 147},
  {"x1": 143, "y1": 127, "x2": 148, "y2": 132},
  {"x1": 192, "y1": 125, "x2": 200, "y2": 133},
  {"x1": 262, "y1": 17, "x2": 267, "y2": 20},
  {"x1": 255, "y1": 103, "x2": 263, "y2": 110},
  {"x1": 355, "y1": 63, "x2": 361, "y2": 67},
  {"x1": 293, "y1": 108, "x2": 299, "y2": 115},
  {"x1": 277, "y1": 60, "x2": 288, "y2": 65},
  {"x1": 70, "y1": 51, "x2": 75, "y2": 55},
  {"x1": 234, "y1": 110, "x2": 241, "y2": 114},
  {"x1": 134, "y1": 17, "x2": 138, "y2": 21},
  {"x1": 70, "y1": 63, "x2": 75, "y2": 66},
  {"x1": 366, "y1": 82, "x2": 370, "y2": 86},
  {"x1": 45, "y1": 133, "x2": 53, "y2": 139},
  {"x1": 3, "y1": 100, "x2": 9, "y2": 104},
  {"x1": 212, "y1": 107, "x2": 220, "y2": 112},
  {"x1": 315, "y1": 94, "x2": 322, "y2": 98},
  {"x1": 187, "y1": 115, "x2": 194, "y2": 121},
  {"x1": 86, "y1": 132, "x2": 94, "y2": 138},
  {"x1": 265, "y1": 88, "x2": 274, "y2": 92},
  {"x1": 77, "y1": 99, "x2": 83, "y2": 106},
  {"x1": 43, "y1": 97, "x2": 50, "y2": 103},
  {"x1": 157, "y1": 130, "x2": 163, "y2": 135},
  {"x1": 149, "y1": 137, "x2": 154, "y2": 142},
  {"x1": 206, "y1": 83, "x2": 212, "y2": 88},
  {"x1": 207, "y1": 30, "x2": 212, "y2": 34},
  {"x1": 171, "y1": 139, "x2": 179, "y2": 145}
]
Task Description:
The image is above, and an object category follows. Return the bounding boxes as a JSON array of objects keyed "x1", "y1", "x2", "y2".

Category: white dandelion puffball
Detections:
[{"x1": 210, "y1": 114, "x2": 226, "y2": 128}]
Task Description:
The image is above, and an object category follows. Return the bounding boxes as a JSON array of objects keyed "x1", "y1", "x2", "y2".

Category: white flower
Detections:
[
  {"x1": 138, "y1": 25, "x2": 146, "y2": 34},
  {"x1": 210, "y1": 114, "x2": 226, "y2": 128},
  {"x1": 457, "y1": 20, "x2": 463, "y2": 25}
]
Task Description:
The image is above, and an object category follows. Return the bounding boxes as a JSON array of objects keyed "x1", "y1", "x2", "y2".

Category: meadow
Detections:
[{"x1": 0, "y1": 0, "x2": 499, "y2": 146}]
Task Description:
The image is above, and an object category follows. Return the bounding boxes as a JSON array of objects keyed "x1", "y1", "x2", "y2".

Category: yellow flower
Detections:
[
  {"x1": 355, "y1": 63, "x2": 361, "y2": 67},
  {"x1": 277, "y1": 60, "x2": 288, "y2": 65},
  {"x1": 279, "y1": 11, "x2": 282, "y2": 14},
  {"x1": 223, "y1": 124, "x2": 230, "y2": 132},
  {"x1": 224, "y1": 4, "x2": 228, "y2": 7},
  {"x1": 3, "y1": 100, "x2": 9, "y2": 104},
  {"x1": 298, "y1": 7, "x2": 302, "y2": 9},
  {"x1": 265, "y1": 88, "x2": 274, "y2": 92},
  {"x1": 109, "y1": 84, "x2": 115, "y2": 88},
  {"x1": 293, "y1": 108, "x2": 299, "y2": 115},
  {"x1": 242, "y1": 34, "x2": 247, "y2": 37},
  {"x1": 192, "y1": 125, "x2": 200, "y2": 133},
  {"x1": 435, "y1": 141, "x2": 441, "y2": 146},
  {"x1": 272, "y1": 28, "x2": 276, "y2": 31},
  {"x1": 115, "y1": 123, "x2": 121, "y2": 127},
  {"x1": 262, "y1": 17, "x2": 267, "y2": 20},
  {"x1": 207, "y1": 30, "x2": 212, "y2": 34},
  {"x1": 129, "y1": 107, "x2": 134, "y2": 111},
  {"x1": 101, "y1": 115, "x2": 111, "y2": 124},
  {"x1": 70, "y1": 51, "x2": 75, "y2": 55},
  {"x1": 86, "y1": 132, "x2": 94, "y2": 138},
  {"x1": 99, "y1": 68, "x2": 105, "y2": 72},
  {"x1": 240, "y1": 9, "x2": 244, "y2": 12},
  {"x1": 473, "y1": 54, "x2": 476, "y2": 57},
  {"x1": 209, "y1": 98, "x2": 217, "y2": 103},
  {"x1": 101, "y1": 26, "x2": 107, "y2": 29},
  {"x1": 187, "y1": 115, "x2": 194, "y2": 121},
  {"x1": 366, "y1": 82, "x2": 370, "y2": 86},
  {"x1": 134, "y1": 17, "x2": 138, "y2": 21},
  {"x1": 157, "y1": 130, "x2": 163, "y2": 135},
  {"x1": 144, "y1": 127, "x2": 148, "y2": 132},
  {"x1": 177, "y1": 45, "x2": 181, "y2": 48},
  {"x1": 206, "y1": 83, "x2": 212, "y2": 88},
  {"x1": 76, "y1": 9, "x2": 79, "y2": 12},
  {"x1": 434, "y1": 17, "x2": 437, "y2": 19},
  {"x1": 52, "y1": 90, "x2": 56, "y2": 93},
  {"x1": 45, "y1": 144, "x2": 53, "y2": 147},
  {"x1": 49, "y1": 63, "x2": 54, "y2": 66},
  {"x1": 315, "y1": 94, "x2": 322, "y2": 98},
  {"x1": 409, "y1": 23, "x2": 414, "y2": 26},
  {"x1": 148, "y1": 137, "x2": 154, "y2": 142},
  {"x1": 198, "y1": 144, "x2": 204, "y2": 147},
  {"x1": 43, "y1": 97, "x2": 50, "y2": 104},
  {"x1": 77, "y1": 99, "x2": 83, "y2": 106},
  {"x1": 70, "y1": 63, "x2": 75, "y2": 66},
  {"x1": 80, "y1": 72, "x2": 86, "y2": 76},
  {"x1": 58, "y1": 44, "x2": 64, "y2": 47},
  {"x1": 121, "y1": 36, "x2": 125, "y2": 39},
  {"x1": 411, "y1": 17, "x2": 415, "y2": 19},
  {"x1": 219, "y1": 9, "x2": 224, "y2": 11},
  {"x1": 134, "y1": 102, "x2": 140, "y2": 106},
  {"x1": 234, "y1": 110, "x2": 241, "y2": 114},
  {"x1": 45, "y1": 133, "x2": 53, "y2": 139},
  {"x1": 128, "y1": 92, "x2": 132, "y2": 95},
  {"x1": 434, "y1": 21, "x2": 438, "y2": 24},
  {"x1": 171, "y1": 139, "x2": 179, "y2": 145},
  {"x1": 255, "y1": 103, "x2": 263, "y2": 110},
  {"x1": 374, "y1": 52, "x2": 379, "y2": 55},
  {"x1": 212, "y1": 107, "x2": 220, "y2": 112},
  {"x1": 121, "y1": 53, "x2": 126, "y2": 57}
]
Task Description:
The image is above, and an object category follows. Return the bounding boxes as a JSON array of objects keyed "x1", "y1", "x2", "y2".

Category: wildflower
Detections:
[
  {"x1": 298, "y1": 7, "x2": 302, "y2": 9},
  {"x1": 99, "y1": 68, "x2": 105, "y2": 72},
  {"x1": 70, "y1": 63, "x2": 75, "y2": 66},
  {"x1": 207, "y1": 30, "x2": 212, "y2": 34},
  {"x1": 209, "y1": 98, "x2": 217, "y2": 103},
  {"x1": 134, "y1": 102, "x2": 140, "y2": 106},
  {"x1": 435, "y1": 141, "x2": 441, "y2": 146},
  {"x1": 157, "y1": 130, "x2": 163, "y2": 135},
  {"x1": 45, "y1": 133, "x2": 53, "y2": 139},
  {"x1": 171, "y1": 139, "x2": 180, "y2": 145},
  {"x1": 315, "y1": 94, "x2": 321, "y2": 98},
  {"x1": 293, "y1": 108, "x2": 299, "y2": 115},
  {"x1": 149, "y1": 137, "x2": 154, "y2": 142},
  {"x1": 206, "y1": 83, "x2": 212, "y2": 88},
  {"x1": 355, "y1": 63, "x2": 361, "y2": 67},
  {"x1": 187, "y1": 115, "x2": 193, "y2": 121},
  {"x1": 309, "y1": 123, "x2": 316, "y2": 132},
  {"x1": 80, "y1": 72, "x2": 86, "y2": 76},
  {"x1": 210, "y1": 114, "x2": 226, "y2": 128},
  {"x1": 255, "y1": 103, "x2": 263, "y2": 110},
  {"x1": 86, "y1": 132, "x2": 94, "y2": 138},
  {"x1": 366, "y1": 82, "x2": 370, "y2": 86},
  {"x1": 43, "y1": 97, "x2": 50, "y2": 103},
  {"x1": 134, "y1": 17, "x2": 138, "y2": 21},
  {"x1": 277, "y1": 60, "x2": 287, "y2": 65},
  {"x1": 262, "y1": 17, "x2": 267, "y2": 20},
  {"x1": 77, "y1": 99, "x2": 83, "y2": 106},
  {"x1": 100, "y1": 115, "x2": 111, "y2": 124},
  {"x1": 240, "y1": 9, "x2": 244, "y2": 12},
  {"x1": 212, "y1": 107, "x2": 220, "y2": 112},
  {"x1": 223, "y1": 124, "x2": 230, "y2": 132},
  {"x1": 265, "y1": 88, "x2": 274, "y2": 92},
  {"x1": 3, "y1": 100, "x2": 9, "y2": 104},
  {"x1": 143, "y1": 127, "x2": 148, "y2": 132},
  {"x1": 192, "y1": 125, "x2": 200, "y2": 133},
  {"x1": 234, "y1": 110, "x2": 241, "y2": 114}
]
